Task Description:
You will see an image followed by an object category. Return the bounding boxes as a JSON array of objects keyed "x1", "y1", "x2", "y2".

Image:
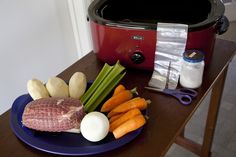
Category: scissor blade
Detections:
[{"x1": 144, "y1": 86, "x2": 164, "y2": 92}]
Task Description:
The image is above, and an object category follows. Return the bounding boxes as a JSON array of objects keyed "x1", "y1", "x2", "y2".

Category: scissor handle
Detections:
[
  {"x1": 178, "y1": 94, "x2": 192, "y2": 105},
  {"x1": 177, "y1": 88, "x2": 198, "y2": 98},
  {"x1": 163, "y1": 89, "x2": 193, "y2": 105},
  {"x1": 172, "y1": 93, "x2": 192, "y2": 106}
]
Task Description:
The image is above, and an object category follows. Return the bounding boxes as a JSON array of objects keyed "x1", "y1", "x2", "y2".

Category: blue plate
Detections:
[{"x1": 10, "y1": 94, "x2": 144, "y2": 156}]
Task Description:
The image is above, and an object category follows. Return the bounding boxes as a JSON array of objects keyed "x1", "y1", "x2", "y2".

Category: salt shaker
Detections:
[{"x1": 180, "y1": 50, "x2": 205, "y2": 89}]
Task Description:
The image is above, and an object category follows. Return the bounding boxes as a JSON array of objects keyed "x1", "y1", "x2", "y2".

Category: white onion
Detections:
[{"x1": 80, "y1": 112, "x2": 109, "y2": 142}]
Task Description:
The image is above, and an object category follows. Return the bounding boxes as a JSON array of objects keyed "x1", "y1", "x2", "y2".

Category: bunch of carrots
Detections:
[{"x1": 100, "y1": 84, "x2": 151, "y2": 139}]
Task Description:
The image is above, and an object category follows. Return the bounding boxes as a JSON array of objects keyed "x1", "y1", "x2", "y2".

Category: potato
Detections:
[
  {"x1": 46, "y1": 77, "x2": 69, "y2": 97},
  {"x1": 69, "y1": 72, "x2": 87, "y2": 99},
  {"x1": 27, "y1": 79, "x2": 49, "y2": 100}
]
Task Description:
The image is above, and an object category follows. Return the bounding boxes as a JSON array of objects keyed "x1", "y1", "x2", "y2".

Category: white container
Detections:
[{"x1": 180, "y1": 50, "x2": 205, "y2": 89}]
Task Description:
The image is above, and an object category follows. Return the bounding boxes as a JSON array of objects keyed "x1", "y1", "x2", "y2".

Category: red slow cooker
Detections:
[{"x1": 88, "y1": 0, "x2": 229, "y2": 70}]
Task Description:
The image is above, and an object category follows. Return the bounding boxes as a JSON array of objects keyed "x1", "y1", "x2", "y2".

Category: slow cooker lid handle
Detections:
[{"x1": 216, "y1": 15, "x2": 229, "y2": 35}]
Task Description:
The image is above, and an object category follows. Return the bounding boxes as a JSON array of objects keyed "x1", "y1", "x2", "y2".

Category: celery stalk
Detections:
[
  {"x1": 84, "y1": 61, "x2": 125, "y2": 112},
  {"x1": 80, "y1": 63, "x2": 113, "y2": 104},
  {"x1": 86, "y1": 72, "x2": 126, "y2": 112}
]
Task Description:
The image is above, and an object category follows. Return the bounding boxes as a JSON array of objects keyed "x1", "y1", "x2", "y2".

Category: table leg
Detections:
[{"x1": 200, "y1": 66, "x2": 229, "y2": 157}]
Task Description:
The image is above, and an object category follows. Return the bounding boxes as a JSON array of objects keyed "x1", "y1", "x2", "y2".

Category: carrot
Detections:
[
  {"x1": 100, "y1": 87, "x2": 138, "y2": 112},
  {"x1": 113, "y1": 114, "x2": 146, "y2": 139},
  {"x1": 109, "y1": 108, "x2": 141, "y2": 132},
  {"x1": 113, "y1": 84, "x2": 126, "y2": 96},
  {"x1": 107, "y1": 97, "x2": 151, "y2": 118},
  {"x1": 109, "y1": 113, "x2": 124, "y2": 123}
]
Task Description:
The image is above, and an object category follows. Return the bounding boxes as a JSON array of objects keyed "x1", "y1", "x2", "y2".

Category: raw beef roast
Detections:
[{"x1": 22, "y1": 97, "x2": 85, "y2": 133}]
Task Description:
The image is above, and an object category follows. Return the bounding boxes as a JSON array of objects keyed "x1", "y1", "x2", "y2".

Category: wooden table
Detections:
[{"x1": 1, "y1": 39, "x2": 236, "y2": 157}]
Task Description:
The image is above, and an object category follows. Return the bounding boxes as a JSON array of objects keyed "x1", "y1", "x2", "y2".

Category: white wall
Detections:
[
  {"x1": 0, "y1": 0, "x2": 78, "y2": 114},
  {"x1": 224, "y1": 1, "x2": 236, "y2": 22}
]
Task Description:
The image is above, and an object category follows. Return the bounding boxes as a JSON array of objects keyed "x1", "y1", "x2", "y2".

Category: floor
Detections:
[{"x1": 166, "y1": 22, "x2": 236, "y2": 157}]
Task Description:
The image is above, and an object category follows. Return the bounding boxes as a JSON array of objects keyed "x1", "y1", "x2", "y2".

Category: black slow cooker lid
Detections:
[{"x1": 88, "y1": 0, "x2": 225, "y2": 31}]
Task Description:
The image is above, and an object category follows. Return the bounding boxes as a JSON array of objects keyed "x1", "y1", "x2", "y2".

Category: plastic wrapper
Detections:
[{"x1": 148, "y1": 23, "x2": 188, "y2": 89}]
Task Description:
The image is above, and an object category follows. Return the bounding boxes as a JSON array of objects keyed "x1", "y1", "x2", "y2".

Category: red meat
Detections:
[{"x1": 22, "y1": 97, "x2": 85, "y2": 133}]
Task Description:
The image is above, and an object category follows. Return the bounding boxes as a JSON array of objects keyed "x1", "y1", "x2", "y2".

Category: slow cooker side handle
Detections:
[
  {"x1": 87, "y1": 15, "x2": 89, "y2": 22},
  {"x1": 216, "y1": 15, "x2": 229, "y2": 35}
]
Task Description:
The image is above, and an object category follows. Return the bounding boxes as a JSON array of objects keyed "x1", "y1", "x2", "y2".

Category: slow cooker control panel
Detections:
[{"x1": 131, "y1": 52, "x2": 145, "y2": 64}]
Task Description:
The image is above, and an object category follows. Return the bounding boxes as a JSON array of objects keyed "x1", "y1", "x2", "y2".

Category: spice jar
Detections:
[{"x1": 180, "y1": 50, "x2": 205, "y2": 89}]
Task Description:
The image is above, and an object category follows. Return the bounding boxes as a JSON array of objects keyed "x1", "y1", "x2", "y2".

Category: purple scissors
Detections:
[{"x1": 145, "y1": 86, "x2": 198, "y2": 106}]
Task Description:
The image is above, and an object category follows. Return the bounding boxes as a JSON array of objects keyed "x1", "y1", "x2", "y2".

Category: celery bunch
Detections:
[{"x1": 81, "y1": 61, "x2": 126, "y2": 112}]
